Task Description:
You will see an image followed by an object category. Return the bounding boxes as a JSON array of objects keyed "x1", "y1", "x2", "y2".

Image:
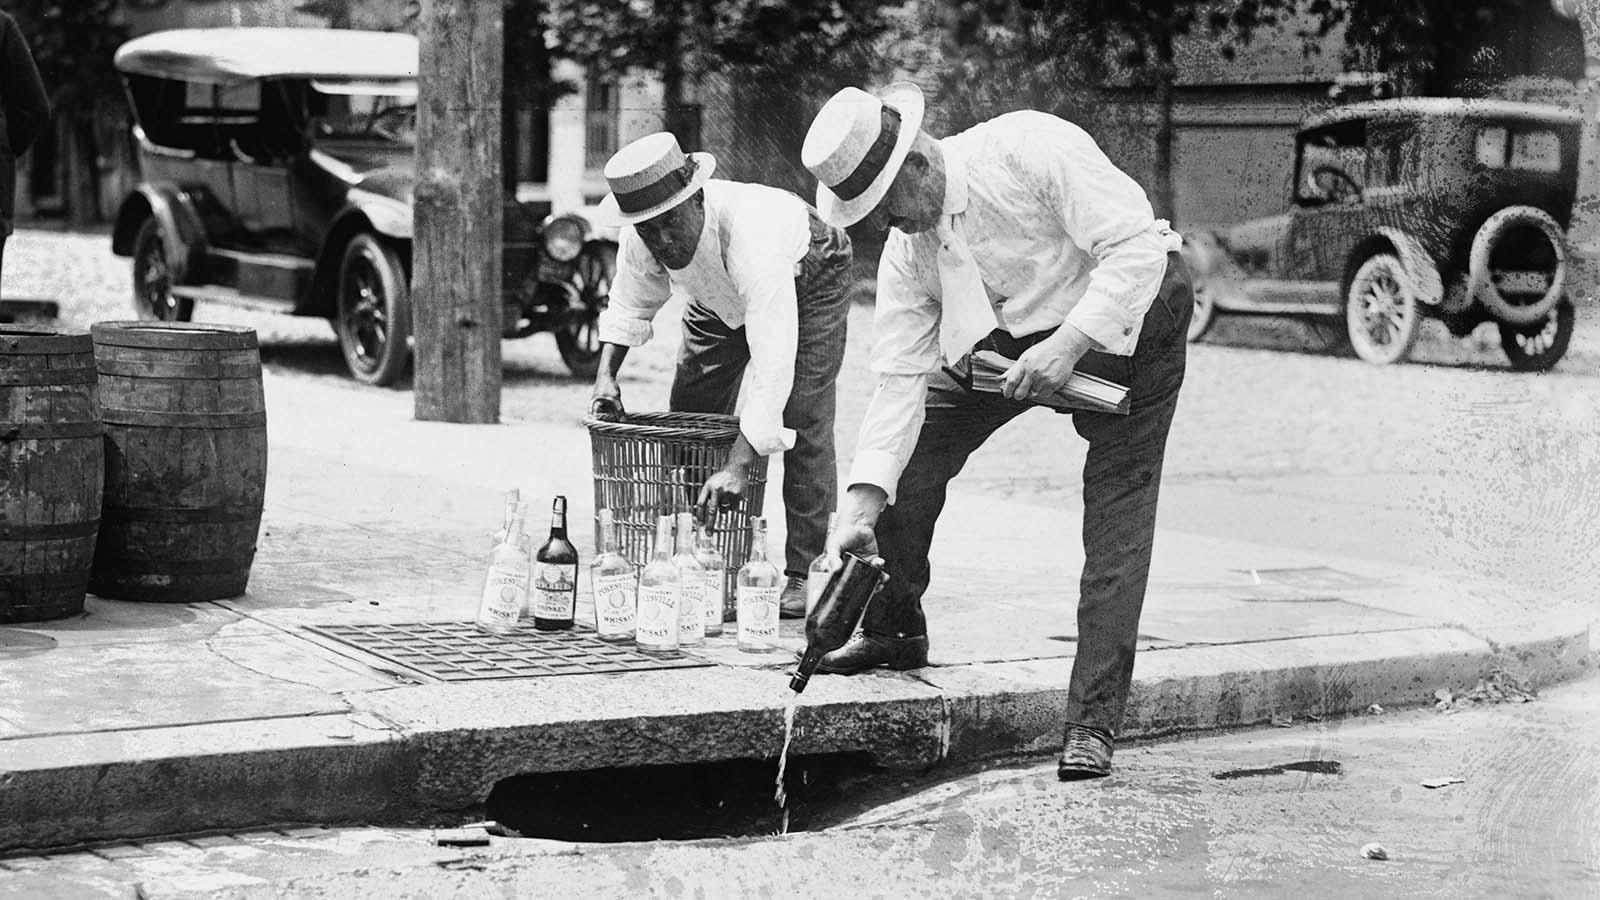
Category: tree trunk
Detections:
[
  {"x1": 63, "y1": 112, "x2": 101, "y2": 228},
  {"x1": 1150, "y1": 26, "x2": 1177, "y2": 222},
  {"x1": 1569, "y1": 0, "x2": 1600, "y2": 303},
  {"x1": 413, "y1": 0, "x2": 504, "y2": 424}
]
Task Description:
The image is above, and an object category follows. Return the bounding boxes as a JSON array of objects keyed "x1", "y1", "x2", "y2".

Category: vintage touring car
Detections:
[
  {"x1": 1183, "y1": 97, "x2": 1580, "y2": 371},
  {"x1": 110, "y1": 28, "x2": 615, "y2": 386}
]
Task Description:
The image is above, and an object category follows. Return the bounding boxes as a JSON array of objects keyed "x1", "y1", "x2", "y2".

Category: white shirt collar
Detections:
[{"x1": 939, "y1": 138, "x2": 968, "y2": 216}]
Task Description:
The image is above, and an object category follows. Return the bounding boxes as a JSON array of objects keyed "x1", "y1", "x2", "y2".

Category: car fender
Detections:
[
  {"x1": 345, "y1": 188, "x2": 413, "y2": 241},
  {"x1": 1372, "y1": 227, "x2": 1444, "y2": 307},
  {"x1": 1181, "y1": 230, "x2": 1250, "y2": 309},
  {"x1": 311, "y1": 207, "x2": 412, "y2": 318},
  {"x1": 111, "y1": 184, "x2": 206, "y2": 282}
]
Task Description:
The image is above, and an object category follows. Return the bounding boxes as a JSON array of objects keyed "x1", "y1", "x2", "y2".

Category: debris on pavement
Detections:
[
  {"x1": 1360, "y1": 842, "x2": 1389, "y2": 860},
  {"x1": 1434, "y1": 669, "x2": 1537, "y2": 713},
  {"x1": 435, "y1": 828, "x2": 491, "y2": 847},
  {"x1": 1421, "y1": 776, "x2": 1466, "y2": 789}
]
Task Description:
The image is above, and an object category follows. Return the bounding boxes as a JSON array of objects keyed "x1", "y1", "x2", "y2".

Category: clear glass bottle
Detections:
[
  {"x1": 476, "y1": 502, "x2": 529, "y2": 635},
  {"x1": 635, "y1": 514, "x2": 681, "y2": 656},
  {"x1": 672, "y1": 512, "x2": 706, "y2": 647},
  {"x1": 590, "y1": 508, "x2": 637, "y2": 642},
  {"x1": 736, "y1": 516, "x2": 782, "y2": 653},
  {"x1": 693, "y1": 521, "x2": 726, "y2": 637},
  {"x1": 805, "y1": 511, "x2": 841, "y2": 617},
  {"x1": 491, "y1": 487, "x2": 520, "y2": 546},
  {"x1": 532, "y1": 495, "x2": 578, "y2": 631}
]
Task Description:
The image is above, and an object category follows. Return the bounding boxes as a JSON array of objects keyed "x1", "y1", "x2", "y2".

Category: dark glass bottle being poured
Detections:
[
  {"x1": 789, "y1": 552, "x2": 889, "y2": 693},
  {"x1": 533, "y1": 495, "x2": 578, "y2": 630}
]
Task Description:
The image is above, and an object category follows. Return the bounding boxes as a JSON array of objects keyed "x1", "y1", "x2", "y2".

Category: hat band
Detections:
[
  {"x1": 614, "y1": 158, "x2": 699, "y2": 216},
  {"x1": 829, "y1": 106, "x2": 902, "y2": 202}
]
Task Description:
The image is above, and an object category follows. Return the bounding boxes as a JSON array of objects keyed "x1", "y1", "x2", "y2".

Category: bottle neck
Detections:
[
  {"x1": 598, "y1": 512, "x2": 617, "y2": 555},
  {"x1": 654, "y1": 520, "x2": 674, "y2": 561},
  {"x1": 749, "y1": 521, "x2": 769, "y2": 562},
  {"x1": 675, "y1": 519, "x2": 695, "y2": 554},
  {"x1": 548, "y1": 497, "x2": 567, "y2": 539}
]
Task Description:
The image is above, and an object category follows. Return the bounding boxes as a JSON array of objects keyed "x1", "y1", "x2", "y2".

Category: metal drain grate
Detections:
[{"x1": 304, "y1": 621, "x2": 712, "y2": 682}]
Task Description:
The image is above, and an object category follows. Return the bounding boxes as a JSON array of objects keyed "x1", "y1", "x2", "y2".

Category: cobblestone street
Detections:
[{"x1": 8, "y1": 224, "x2": 1600, "y2": 604}]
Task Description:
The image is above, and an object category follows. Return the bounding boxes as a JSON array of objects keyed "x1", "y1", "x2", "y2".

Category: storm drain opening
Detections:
[{"x1": 484, "y1": 754, "x2": 899, "y2": 841}]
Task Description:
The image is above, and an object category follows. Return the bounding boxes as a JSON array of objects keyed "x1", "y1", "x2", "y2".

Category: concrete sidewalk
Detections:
[{"x1": 0, "y1": 370, "x2": 1592, "y2": 854}]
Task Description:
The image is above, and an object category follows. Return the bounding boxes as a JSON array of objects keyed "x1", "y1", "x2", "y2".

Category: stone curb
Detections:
[{"x1": 0, "y1": 623, "x2": 1589, "y2": 854}]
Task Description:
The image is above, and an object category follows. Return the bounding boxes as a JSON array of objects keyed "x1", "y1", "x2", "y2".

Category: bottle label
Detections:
[
  {"x1": 702, "y1": 570, "x2": 725, "y2": 627},
  {"x1": 636, "y1": 585, "x2": 679, "y2": 648},
  {"x1": 737, "y1": 584, "x2": 780, "y2": 643},
  {"x1": 593, "y1": 571, "x2": 637, "y2": 635},
  {"x1": 478, "y1": 564, "x2": 527, "y2": 629},
  {"x1": 678, "y1": 578, "x2": 705, "y2": 640},
  {"x1": 533, "y1": 563, "x2": 577, "y2": 620}
]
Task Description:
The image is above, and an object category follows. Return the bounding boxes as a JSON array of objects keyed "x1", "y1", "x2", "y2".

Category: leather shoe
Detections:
[
  {"x1": 1057, "y1": 723, "x2": 1114, "y2": 780},
  {"x1": 779, "y1": 575, "x2": 808, "y2": 619},
  {"x1": 815, "y1": 631, "x2": 929, "y2": 675}
]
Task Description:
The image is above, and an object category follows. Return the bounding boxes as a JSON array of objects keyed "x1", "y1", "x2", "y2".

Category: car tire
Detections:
[
  {"x1": 556, "y1": 243, "x2": 614, "y2": 379},
  {"x1": 1468, "y1": 205, "x2": 1568, "y2": 326},
  {"x1": 335, "y1": 233, "x2": 411, "y2": 387},
  {"x1": 1499, "y1": 297, "x2": 1574, "y2": 373},
  {"x1": 1344, "y1": 253, "x2": 1421, "y2": 366},
  {"x1": 131, "y1": 218, "x2": 194, "y2": 322}
]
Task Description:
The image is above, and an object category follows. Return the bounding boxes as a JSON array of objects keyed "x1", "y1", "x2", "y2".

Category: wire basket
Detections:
[{"x1": 585, "y1": 412, "x2": 770, "y2": 617}]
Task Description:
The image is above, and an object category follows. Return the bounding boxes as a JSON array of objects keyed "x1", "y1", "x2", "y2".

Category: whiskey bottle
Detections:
[
  {"x1": 532, "y1": 495, "x2": 578, "y2": 631},
  {"x1": 476, "y1": 502, "x2": 529, "y2": 635},
  {"x1": 590, "y1": 508, "x2": 637, "y2": 642},
  {"x1": 635, "y1": 514, "x2": 681, "y2": 656},
  {"x1": 805, "y1": 511, "x2": 841, "y2": 617},
  {"x1": 672, "y1": 512, "x2": 706, "y2": 647},
  {"x1": 736, "y1": 516, "x2": 782, "y2": 653},
  {"x1": 692, "y1": 521, "x2": 726, "y2": 637}
]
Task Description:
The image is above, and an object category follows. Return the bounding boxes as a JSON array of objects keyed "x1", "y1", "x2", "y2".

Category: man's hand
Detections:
[
  {"x1": 826, "y1": 484, "x2": 889, "y2": 562},
  {"x1": 696, "y1": 464, "x2": 748, "y2": 523},
  {"x1": 1001, "y1": 325, "x2": 1096, "y2": 401},
  {"x1": 589, "y1": 376, "x2": 625, "y2": 417}
]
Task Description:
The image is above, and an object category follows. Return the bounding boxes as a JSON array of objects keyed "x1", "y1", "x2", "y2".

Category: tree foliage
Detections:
[{"x1": 0, "y1": 0, "x2": 126, "y2": 113}]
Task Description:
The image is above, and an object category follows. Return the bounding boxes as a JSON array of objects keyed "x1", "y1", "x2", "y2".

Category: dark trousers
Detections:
[
  {"x1": 864, "y1": 251, "x2": 1192, "y2": 736},
  {"x1": 670, "y1": 211, "x2": 852, "y2": 576}
]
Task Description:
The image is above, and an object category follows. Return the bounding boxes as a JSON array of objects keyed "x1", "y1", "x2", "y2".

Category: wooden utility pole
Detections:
[
  {"x1": 1557, "y1": 0, "x2": 1600, "y2": 303},
  {"x1": 413, "y1": 0, "x2": 504, "y2": 423}
]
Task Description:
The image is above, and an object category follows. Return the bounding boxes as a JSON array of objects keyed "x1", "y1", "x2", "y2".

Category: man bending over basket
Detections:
[{"x1": 590, "y1": 132, "x2": 852, "y2": 618}]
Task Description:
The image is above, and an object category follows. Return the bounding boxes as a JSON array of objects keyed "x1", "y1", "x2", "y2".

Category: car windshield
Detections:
[{"x1": 309, "y1": 81, "x2": 417, "y2": 147}]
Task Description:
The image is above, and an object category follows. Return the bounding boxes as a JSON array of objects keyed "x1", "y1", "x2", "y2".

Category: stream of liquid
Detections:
[{"x1": 773, "y1": 696, "x2": 799, "y2": 832}]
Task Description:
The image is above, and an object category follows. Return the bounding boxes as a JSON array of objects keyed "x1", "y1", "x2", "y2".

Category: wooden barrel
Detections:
[
  {"x1": 90, "y1": 322, "x2": 267, "y2": 602},
  {"x1": 0, "y1": 326, "x2": 103, "y2": 623}
]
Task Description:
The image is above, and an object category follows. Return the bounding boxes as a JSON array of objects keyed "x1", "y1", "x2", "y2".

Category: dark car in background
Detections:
[
  {"x1": 110, "y1": 28, "x2": 615, "y2": 386},
  {"x1": 1183, "y1": 98, "x2": 1579, "y2": 371}
]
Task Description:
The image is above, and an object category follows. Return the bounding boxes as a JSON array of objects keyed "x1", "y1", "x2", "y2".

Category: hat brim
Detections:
[
  {"x1": 814, "y1": 82, "x2": 926, "y2": 229},
  {"x1": 596, "y1": 152, "x2": 718, "y2": 226}
]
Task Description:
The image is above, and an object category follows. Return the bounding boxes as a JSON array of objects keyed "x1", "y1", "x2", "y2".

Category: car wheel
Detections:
[
  {"x1": 336, "y1": 233, "x2": 411, "y2": 387},
  {"x1": 1344, "y1": 253, "x2": 1421, "y2": 366},
  {"x1": 556, "y1": 243, "x2": 614, "y2": 379},
  {"x1": 1187, "y1": 283, "x2": 1215, "y2": 342},
  {"x1": 131, "y1": 218, "x2": 193, "y2": 322},
  {"x1": 1499, "y1": 297, "x2": 1574, "y2": 373}
]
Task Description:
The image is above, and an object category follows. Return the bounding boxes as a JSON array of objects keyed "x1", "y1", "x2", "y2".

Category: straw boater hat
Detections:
[
  {"x1": 596, "y1": 132, "x2": 717, "y2": 226},
  {"x1": 801, "y1": 81, "x2": 926, "y2": 228}
]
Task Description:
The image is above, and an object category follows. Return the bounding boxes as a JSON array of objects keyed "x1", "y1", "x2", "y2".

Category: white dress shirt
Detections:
[
  {"x1": 851, "y1": 110, "x2": 1183, "y2": 501},
  {"x1": 599, "y1": 179, "x2": 813, "y2": 456}
]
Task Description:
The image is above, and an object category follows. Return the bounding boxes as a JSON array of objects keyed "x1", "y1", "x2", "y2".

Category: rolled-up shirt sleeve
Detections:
[
  {"x1": 597, "y1": 228, "x2": 672, "y2": 347},
  {"x1": 1031, "y1": 130, "x2": 1180, "y2": 356},
  {"x1": 847, "y1": 233, "x2": 941, "y2": 503},
  {"x1": 728, "y1": 239, "x2": 799, "y2": 457}
]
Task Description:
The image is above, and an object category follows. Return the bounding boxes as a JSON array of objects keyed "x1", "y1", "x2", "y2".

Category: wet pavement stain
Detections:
[{"x1": 1211, "y1": 760, "x2": 1343, "y2": 780}]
